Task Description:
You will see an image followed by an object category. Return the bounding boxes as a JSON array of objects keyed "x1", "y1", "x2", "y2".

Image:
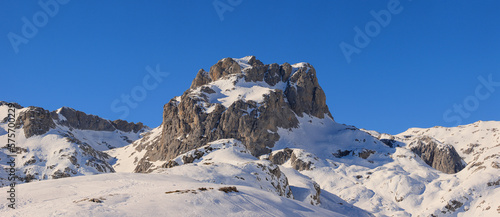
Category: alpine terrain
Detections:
[{"x1": 1, "y1": 56, "x2": 499, "y2": 217}]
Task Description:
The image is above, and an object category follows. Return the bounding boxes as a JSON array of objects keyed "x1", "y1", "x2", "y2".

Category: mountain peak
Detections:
[
  {"x1": 135, "y1": 56, "x2": 333, "y2": 172},
  {"x1": 190, "y1": 56, "x2": 315, "y2": 89}
]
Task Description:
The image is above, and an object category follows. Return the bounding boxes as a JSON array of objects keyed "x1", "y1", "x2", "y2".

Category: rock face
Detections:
[
  {"x1": 284, "y1": 64, "x2": 330, "y2": 119},
  {"x1": 409, "y1": 136, "x2": 466, "y2": 174},
  {"x1": 135, "y1": 56, "x2": 333, "y2": 172},
  {"x1": 15, "y1": 106, "x2": 146, "y2": 138},
  {"x1": 16, "y1": 107, "x2": 56, "y2": 138},
  {"x1": 53, "y1": 107, "x2": 146, "y2": 133},
  {"x1": 12, "y1": 106, "x2": 147, "y2": 139},
  {"x1": 111, "y1": 120, "x2": 146, "y2": 133},
  {"x1": 190, "y1": 69, "x2": 211, "y2": 89},
  {"x1": 53, "y1": 107, "x2": 116, "y2": 131}
]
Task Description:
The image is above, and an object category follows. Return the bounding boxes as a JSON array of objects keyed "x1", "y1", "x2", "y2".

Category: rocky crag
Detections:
[
  {"x1": 15, "y1": 106, "x2": 146, "y2": 138},
  {"x1": 134, "y1": 56, "x2": 332, "y2": 172},
  {"x1": 0, "y1": 102, "x2": 148, "y2": 185}
]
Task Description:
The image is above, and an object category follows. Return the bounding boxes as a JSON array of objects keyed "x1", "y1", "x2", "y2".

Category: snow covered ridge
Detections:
[
  {"x1": 0, "y1": 102, "x2": 149, "y2": 186},
  {"x1": 351, "y1": 121, "x2": 500, "y2": 216},
  {"x1": 396, "y1": 121, "x2": 500, "y2": 162}
]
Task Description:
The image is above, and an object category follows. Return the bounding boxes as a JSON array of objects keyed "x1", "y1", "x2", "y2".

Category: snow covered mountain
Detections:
[
  {"x1": 128, "y1": 56, "x2": 386, "y2": 173},
  {"x1": 0, "y1": 102, "x2": 148, "y2": 186},
  {"x1": 1, "y1": 56, "x2": 499, "y2": 216},
  {"x1": 107, "y1": 56, "x2": 500, "y2": 216},
  {"x1": 356, "y1": 121, "x2": 500, "y2": 216}
]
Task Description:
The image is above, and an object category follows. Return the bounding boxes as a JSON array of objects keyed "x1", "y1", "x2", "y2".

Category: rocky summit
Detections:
[{"x1": 134, "y1": 56, "x2": 333, "y2": 172}]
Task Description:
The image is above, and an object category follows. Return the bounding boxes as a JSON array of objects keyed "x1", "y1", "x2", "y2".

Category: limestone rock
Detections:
[
  {"x1": 50, "y1": 107, "x2": 147, "y2": 133},
  {"x1": 209, "y1": 58, "x2": 242, "y2": 81},
  {"x1": 268, "y1": 148, "x2": 316, "y2": 171},
  {"x1": 269, "y1": 148, "x2": 294, "y2": 165},
  {"x1": 53, "y1": 107, "x2": 115, "y2": 131},
  {"x1": 285, "y1": 64, "x2": 332, "y2": 119},
  {"x1": 190, "y1": 69, "x2": 211, "y2": 89},
  {"x1": 111, "y1": 119, "x2": 146, "y2": 133},
  {"x1": 409, "y1": 136, "x2": 466, "y2": 174},
  {"x1": 16, "y1": 106, "x2": 56, "y2": 138}
]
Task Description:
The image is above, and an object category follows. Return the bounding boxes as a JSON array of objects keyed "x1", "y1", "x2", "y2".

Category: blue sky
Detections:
[{"x1": 1, "y1": 0, "x2": 499, "y2": 134}]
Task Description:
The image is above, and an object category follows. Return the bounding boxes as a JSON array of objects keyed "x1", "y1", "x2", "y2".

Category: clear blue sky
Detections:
[{"x1": 1, "y1": 0, "x2": 499, "y2": 134}]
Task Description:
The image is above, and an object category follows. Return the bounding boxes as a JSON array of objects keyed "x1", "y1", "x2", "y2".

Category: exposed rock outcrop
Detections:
[
  {"x1": 111, "y1": 119, "x2": 146, "y2": 133},
  {"x1": 190, "y1": 69, "x2": 211, "y2": 89},
  {"x1": 285, "y1": 64, "x2": 331, "y2": 119},
  {"x1": 311, "y1": 182, "x2": 321, "y2": 205},
  {"x1": 380, "y1": 139, "x2": 398, "y2": 148},
  {"x1": 13, "y1": 106, "x2": 147, "y2": 139},
  {"x1": 268, "y1": 148, "x2": 315, "y2": 171},
  {"x1": 209, "y1": 57, "x2": 242, "y2": 81},
  {"x1": 409, "y1": 136, "x2": 466, "y2": 174},
  {"x1": 52, "y1": 107, "x2": 146, "y2": 133},
  {"x1": 53, "y1": 107, "x2": 116, "y2": 131},
  {"x1": 269, "y1": 148, "x2": 294, "y2": 165},
  {"x1": 16, "y1": 107, "x2": 56, "y2": 138}
]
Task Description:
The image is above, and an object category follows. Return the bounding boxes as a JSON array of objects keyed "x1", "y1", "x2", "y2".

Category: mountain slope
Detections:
[
  {"x1": 351, "y1": 121, "x2": 500, "y2": 216},
  {"x1": 0, "y1": 173, "x2": 350, "y2": 217}
]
